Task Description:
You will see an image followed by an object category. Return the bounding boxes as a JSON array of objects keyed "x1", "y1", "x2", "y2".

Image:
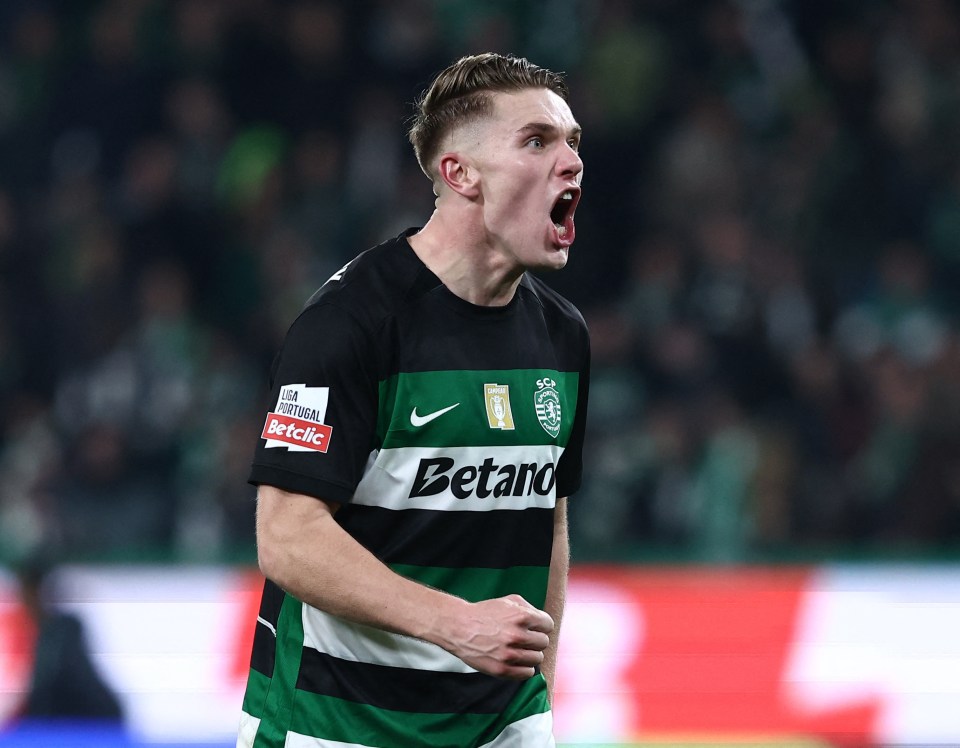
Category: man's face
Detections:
[{"x1": 467, "y1": 88, "x2": 583, "y2": 271}]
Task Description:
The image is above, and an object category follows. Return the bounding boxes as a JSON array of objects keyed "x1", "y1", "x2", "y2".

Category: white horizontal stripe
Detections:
[
  {"x1": 480, "y1": 712, "x2": 556, "y2": 748},
  {"x1": 479, "y1": 711, "x2": 555, "y2": 747},
  {"x1": 280, "y1": 713, "x2": 553, "y2": 748},
  {"x1": 301, "y1": 604, "x2": 474, "y2": 673},
  {"x1": 285, "y1": 732, "x2": 375, "y2": 748},
  {"x1": 354, "y1": 444, "x2": 563, "y2": 511},
  {"x1": 236, "y1": 711, "x2": 260, "y2": 748}
]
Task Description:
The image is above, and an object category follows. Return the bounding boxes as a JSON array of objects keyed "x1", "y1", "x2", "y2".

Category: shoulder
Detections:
[
  {"x1": 298, "y1": 229, "x2": 437, "y2": 331},
  {"x1": 518, "y1": 274, "x2": 591, "y2": 372},
  {"x1": 520, "y1": 273, "x2": 589, "y2": 336}
]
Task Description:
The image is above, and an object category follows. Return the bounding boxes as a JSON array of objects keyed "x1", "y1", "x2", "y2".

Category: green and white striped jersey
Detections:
[{"x1": 239, "y1": 230, "x2": 590, "y2": 748}]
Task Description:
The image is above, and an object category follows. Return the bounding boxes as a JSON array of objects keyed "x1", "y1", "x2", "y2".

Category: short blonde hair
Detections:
[{"x1": 408, "y1": 53, "x2": 568, "y2": 179}]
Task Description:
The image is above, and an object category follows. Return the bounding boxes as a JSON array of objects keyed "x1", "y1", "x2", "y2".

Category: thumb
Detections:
[{"x1": 503, "y1": 595, "x2": 554, "y2": 632}]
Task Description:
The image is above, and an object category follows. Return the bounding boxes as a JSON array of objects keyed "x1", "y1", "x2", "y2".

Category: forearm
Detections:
[
  {"x1": 540, "y1": 497, "x2": 569, "y2": 700},
  {"x1": 256, "y1": 485, "x2": 466, "y2": 645},
  {"x1": 257, "y1": 484, "x2": 556, "y2": 679}
]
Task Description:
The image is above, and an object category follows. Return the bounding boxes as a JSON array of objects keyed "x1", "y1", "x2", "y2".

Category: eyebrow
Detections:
[{"x1": 517, "y1": 122, "x2": 583, "y2": 141}]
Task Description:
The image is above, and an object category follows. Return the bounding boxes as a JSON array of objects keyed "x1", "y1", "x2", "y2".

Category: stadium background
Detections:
[{"x1": 2, "y1": 0, "x2": 960, "y2": 745}]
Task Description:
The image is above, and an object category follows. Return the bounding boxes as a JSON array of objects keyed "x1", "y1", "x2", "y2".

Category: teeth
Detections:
[
  {"x1": 561, "y1": 192, "x2": 572, "y2": 200},
  {"x1": 557, "y1": 225, "x2": 567, "y2": 236}
]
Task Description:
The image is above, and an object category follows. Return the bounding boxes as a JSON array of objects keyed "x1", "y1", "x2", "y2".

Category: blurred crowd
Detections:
[{"x1": 3, "y1": 0, "x2": 960, "y2": 563}]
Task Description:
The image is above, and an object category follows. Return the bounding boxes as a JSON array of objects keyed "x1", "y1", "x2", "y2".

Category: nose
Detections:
[{"x1": 558, "y1": 143, "x2": 583, "y2": 180}]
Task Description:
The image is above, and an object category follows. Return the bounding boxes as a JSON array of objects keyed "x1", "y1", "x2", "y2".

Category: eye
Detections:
[
  {"x1": 568, "y1": 138, "x2": 580, "y2": 152},
  {"x1": 526, "y1": 136, "x2": 544, "y2": 149}
]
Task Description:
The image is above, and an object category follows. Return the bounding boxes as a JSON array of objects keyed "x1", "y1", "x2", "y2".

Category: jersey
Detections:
[{"x1": 238, "y1": 229, "x2": 591, "y2": 748}]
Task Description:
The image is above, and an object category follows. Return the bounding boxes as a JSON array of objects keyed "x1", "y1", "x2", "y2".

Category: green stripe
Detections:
[
  {"x1": 251, "y1": 594, "x2": 306, "y2": 748},
  {"x1": 377, "y1": 369, "x2": 579, "y2": 449},
  {"x1": 389, "y1": 563, "x2": 550, "y2": 608},
  {"x1": 241, "y1": 667, "x2": 270, "y2": 717},
  {"x1": 289, "y1": 673, "x2": 550, "y2": 747}
]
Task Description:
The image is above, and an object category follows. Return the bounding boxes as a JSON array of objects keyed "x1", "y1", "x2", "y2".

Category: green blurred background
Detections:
[{"x1": 3, "y1": 0, "x2": 960, "y2": 570}]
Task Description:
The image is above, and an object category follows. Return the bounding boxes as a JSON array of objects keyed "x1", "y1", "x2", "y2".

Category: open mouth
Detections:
[{"x1": 550, "y1": 189, "x2": 579, "y2": 240}]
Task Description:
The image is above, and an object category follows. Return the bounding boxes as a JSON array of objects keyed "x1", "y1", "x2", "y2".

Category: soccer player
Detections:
[{"x1": 238, "y1": 53, "x2": 590, "y2": 747}]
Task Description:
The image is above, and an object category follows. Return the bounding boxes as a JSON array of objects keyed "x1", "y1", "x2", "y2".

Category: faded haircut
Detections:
[{"x1": 408, "y1": 53, "x2": 569, "y2": 180}]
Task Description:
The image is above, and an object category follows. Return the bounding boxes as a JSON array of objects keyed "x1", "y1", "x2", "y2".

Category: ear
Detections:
[{"x1": 437, "y1": 152, "x2": 480, "y2": 199}]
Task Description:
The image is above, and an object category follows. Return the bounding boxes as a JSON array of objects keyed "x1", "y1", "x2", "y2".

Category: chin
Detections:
[{"x1": 537, "y1": 247, "x2": 569, "y2": 271}]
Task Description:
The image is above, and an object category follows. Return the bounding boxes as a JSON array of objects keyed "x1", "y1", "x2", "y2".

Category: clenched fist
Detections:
[{"x1": 438, "y1": 594, "x2": 555, "y2": 680}]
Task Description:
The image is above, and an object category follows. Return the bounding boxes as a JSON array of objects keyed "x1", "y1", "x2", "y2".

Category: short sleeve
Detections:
[
  {"x1": 555, "y1": 328, "x2": 591, "y2": 498},
  {"x1": 248, "y1": 302, "x2": 379, "y2": 503}
]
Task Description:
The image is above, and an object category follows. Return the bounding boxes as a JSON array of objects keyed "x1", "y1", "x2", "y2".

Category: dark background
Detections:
[{"x1": 2, "y1": 0, "x2": 960, "y2": 564}]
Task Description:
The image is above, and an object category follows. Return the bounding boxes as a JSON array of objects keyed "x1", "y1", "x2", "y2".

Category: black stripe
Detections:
[
  {"x1": 250, "y1": 619, "x2": 276, "y2": 677},
  {"x1": 296, "y1": 648, "x2": 523, "y2": 714},
  {"x1": 249, "y1": 579, "x2": 285, "y2": 677},
  {"x1": 337, "y1": 505, "x2": 554, "y2": 568},
  {"x1": 258, "y1": 578, "x2": 285, "y2": 625}
]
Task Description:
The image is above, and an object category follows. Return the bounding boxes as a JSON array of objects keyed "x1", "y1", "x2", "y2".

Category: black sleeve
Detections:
[
  {"x1": 555, "y1": 326, "x2": 591, "y2": 498},
  {"x1": 248, "y1": 302, "x2": 379, "y2": 503}
]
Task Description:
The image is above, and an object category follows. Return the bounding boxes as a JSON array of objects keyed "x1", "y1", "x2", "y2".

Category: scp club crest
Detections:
[{"x1": 534, "y1": 377, "x2": 562, "y2": 438}]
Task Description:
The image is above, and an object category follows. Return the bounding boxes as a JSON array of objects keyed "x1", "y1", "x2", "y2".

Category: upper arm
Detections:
[
  {"x1": 257, "y1": 483, "x2": 339, "y2": 526},
  {"x1": 554, "y1": 496, "x2": 568, "y2": 538},
  {"x1": 249, "y1": 302, "x2": 380, "y2": 504},
  {"x1": 255, "y1": 484, "x2": 341, "y2": 578},
  {"x1": 552, "y1": 497, "x2": 569, "y2": 570}
]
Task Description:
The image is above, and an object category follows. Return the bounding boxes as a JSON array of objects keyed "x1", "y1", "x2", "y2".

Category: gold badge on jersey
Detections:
[{"x1": 484, "y1": 383, "x2": 515, "y2": 430}]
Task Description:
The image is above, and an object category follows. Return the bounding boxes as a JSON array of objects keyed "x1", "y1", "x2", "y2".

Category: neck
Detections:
[{"x1": 408, "y1": 208, "x2": 524, "y2": 307}]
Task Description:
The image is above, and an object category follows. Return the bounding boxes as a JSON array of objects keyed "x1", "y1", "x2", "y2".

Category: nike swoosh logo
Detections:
[{"x1": 410, "y1": 403, "x2": 460, "y2": 427}]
